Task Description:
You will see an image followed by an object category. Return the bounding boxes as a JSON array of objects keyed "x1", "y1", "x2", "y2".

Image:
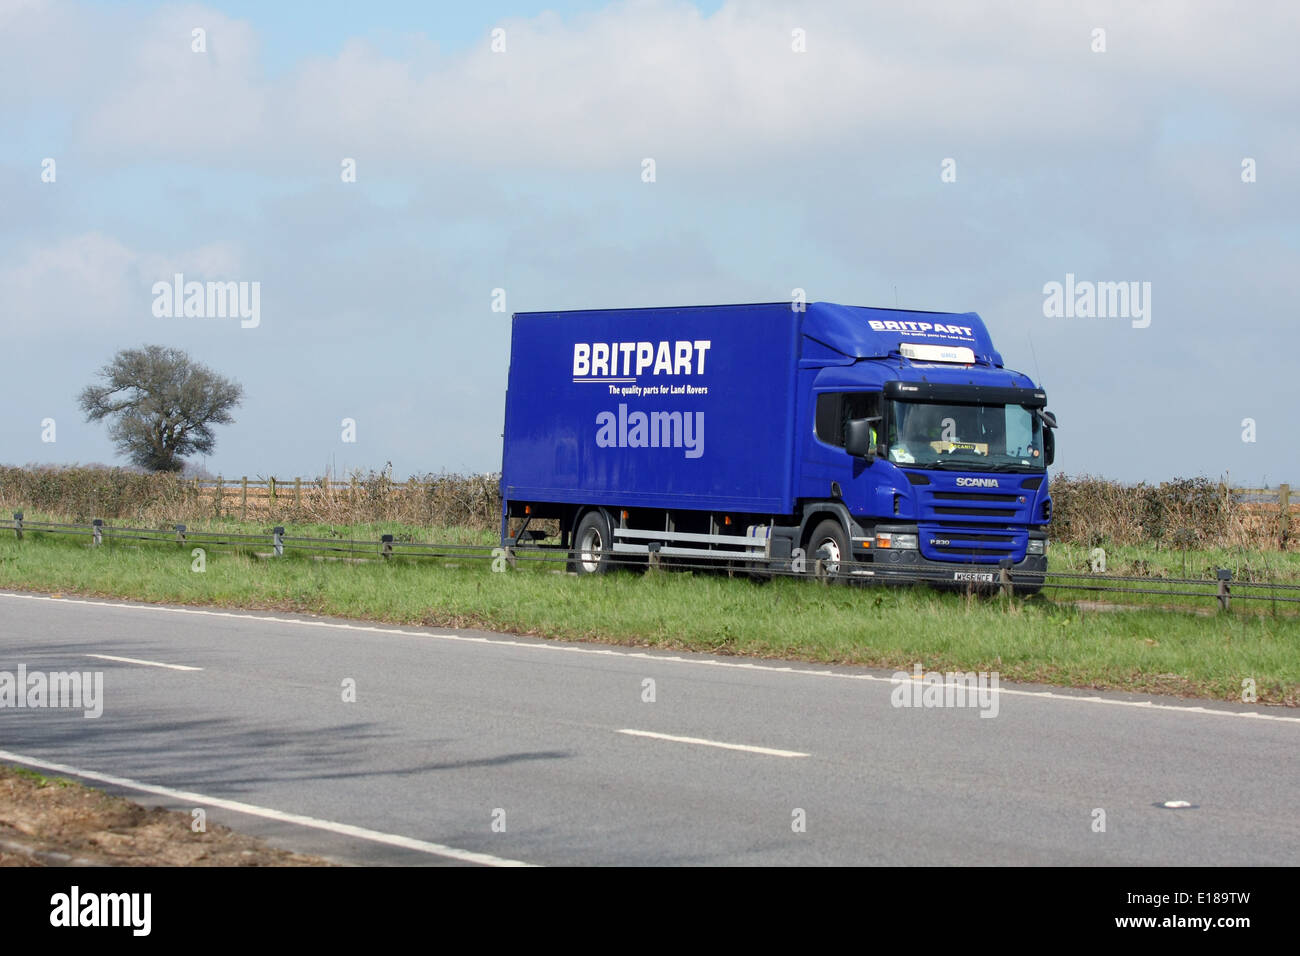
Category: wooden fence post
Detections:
[
  {"x1": 295, "y1": 477, "x2": 302, "y2": 510},
  {"x1": 1281, "y1": 484, "x2": 1291, "y2": 549},
  {"x1": 241, "y1": 476, "x2": 248, "y2": 520},
  {"x1": 1216, "y1": 568, "x2": 1232, "y2": 611}
]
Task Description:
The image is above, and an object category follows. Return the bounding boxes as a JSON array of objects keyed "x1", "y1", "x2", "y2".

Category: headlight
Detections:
[
  {"x1": 877, "y1": 532, "x2": 918, "y2": 549},
  {"x1": 1027, "y1": 539, "x2": 1047, "y2": 555}
]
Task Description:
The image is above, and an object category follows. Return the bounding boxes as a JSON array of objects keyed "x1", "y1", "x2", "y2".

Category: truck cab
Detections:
[{"x1": 794, "y1": 304, "x2": 1054, "y2": 588}]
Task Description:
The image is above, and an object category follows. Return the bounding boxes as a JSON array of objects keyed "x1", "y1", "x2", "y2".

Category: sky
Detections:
[{"x1": 1, "y1": 0, "x2": 1296, "y2": 486}]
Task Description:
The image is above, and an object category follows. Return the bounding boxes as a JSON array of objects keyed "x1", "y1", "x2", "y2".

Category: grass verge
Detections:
[{"x1": 0, "y1": 524, "x2": 1296, "y2": 705}]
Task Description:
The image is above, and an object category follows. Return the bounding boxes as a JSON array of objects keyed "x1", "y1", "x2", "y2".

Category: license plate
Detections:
[{"x1": 953, "y1": 571, "x2": 994, "y2": 583}]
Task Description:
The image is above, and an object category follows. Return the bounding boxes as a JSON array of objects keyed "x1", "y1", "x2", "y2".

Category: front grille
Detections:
[
  {"x1": 931, "y1": 492, "x2": 1019, "y2": 502},
  {"x1": 921, "y1": 525, "x2": 1025, "y2": 564},
  {"x1": 921, "y1": 487, "x2": 1030, "y2": 521}
]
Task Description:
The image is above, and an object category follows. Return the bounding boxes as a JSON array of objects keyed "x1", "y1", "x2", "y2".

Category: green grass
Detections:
[
  {"x1": 0, "y1": 521, "x2": 1296, "y2": 705},
  {"x1": 1050, "y1": 540, "x2": 1300, "y2": 581},
  {"x1": 4, "y1": 766, "x2": 76, "y2": 789},
  {"x1": 1045, "y1": 541, "x2": 1300, "y2": 610}
]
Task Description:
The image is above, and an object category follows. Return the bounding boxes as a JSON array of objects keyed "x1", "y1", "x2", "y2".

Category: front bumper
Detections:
[
  {"x1": 849, "y1": 522, "x2": 1048, "y2": 587},
  {"x1": 863, "y1": 549, "x2": 1048, "y2": 586}
]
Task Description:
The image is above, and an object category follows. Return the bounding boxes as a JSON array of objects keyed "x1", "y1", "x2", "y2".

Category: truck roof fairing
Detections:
[{"x1": 802, "y1": 302, "x2": 1003, "y2": 367}]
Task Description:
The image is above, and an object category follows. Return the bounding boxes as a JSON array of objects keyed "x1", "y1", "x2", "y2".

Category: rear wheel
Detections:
[
  {"x1": 572, "y1": 510, "x2": 614, "y2": 575},
  {"x1": 806, "y1": 519, "x2": 849, "y2": 580}
]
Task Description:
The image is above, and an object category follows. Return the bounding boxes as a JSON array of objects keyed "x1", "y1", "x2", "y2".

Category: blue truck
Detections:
[{"x1": 499, "y1": 302, "x2": 1057, "y2": 591}]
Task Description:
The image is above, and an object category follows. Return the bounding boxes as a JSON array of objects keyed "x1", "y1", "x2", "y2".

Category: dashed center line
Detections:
[
  {"x1": 618, "y1": 729, "x2": 809, "y2": 758},
  {"x1": 87, "y1": 654, "x2": 202, "y2": 672}
]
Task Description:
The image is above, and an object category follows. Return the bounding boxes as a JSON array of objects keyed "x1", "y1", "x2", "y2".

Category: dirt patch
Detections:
[{"x1": 0, "y1": 766, "x2": 331, "y2": 866}]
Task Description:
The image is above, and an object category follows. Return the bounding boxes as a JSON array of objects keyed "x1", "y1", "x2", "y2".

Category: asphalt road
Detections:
[{"x1": 1, "y1": 590, "x2": 1296, "y2": 866}]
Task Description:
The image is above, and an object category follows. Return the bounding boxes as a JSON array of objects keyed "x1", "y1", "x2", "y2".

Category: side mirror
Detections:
[
  {"x1": 1043, "y1": 428, "x2": 1055, "y2": 466},
  {"x1": 845, "y1": 419, "x2": 876, "y2": 459}
]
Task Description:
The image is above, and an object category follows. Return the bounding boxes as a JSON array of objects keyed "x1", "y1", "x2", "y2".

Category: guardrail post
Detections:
[
  {"x1": 998, "y1": 559, "x2": 1013, "y2": 599},
  {"x1": 1281, "y1": 484, "x2": 1291, "y2": 549},
  {"x1": 241, "y1": 476, "x2": 248, "y2": 520},
  {"x1": 381, "y1": 534, "x2": 393, "y2": 560},
  {"x1": 92, "y1": 519, "x2": 103, "y2": 547},
  {"x1": 273, "y1": 526, "x2": 284, "y2": 557},
  {"x1": 13, "y1": 512, "x2": 21, "y2": 541},
  {"x1": 1216, "y1": 568, "x2": 1232, "y2": 611},
  {"x1": 648, "y1": 541, "x2": 661, "y2": 572},
  {"x1": 175, "y1": 524, "x2": 186, "y2": 545}
]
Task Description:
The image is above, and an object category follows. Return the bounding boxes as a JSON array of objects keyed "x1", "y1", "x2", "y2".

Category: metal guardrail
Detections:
[{"x1": 3, "y1": 513, "x2": 1298, "y2": 611}]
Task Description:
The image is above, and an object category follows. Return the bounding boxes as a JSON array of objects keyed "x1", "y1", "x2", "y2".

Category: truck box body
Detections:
[
  {"x1": 501, "y1": 303, "x2": 800, "y2": 513},
  {"x1": 501, "y1": 302, "x2": 1055, "y2": 586}
]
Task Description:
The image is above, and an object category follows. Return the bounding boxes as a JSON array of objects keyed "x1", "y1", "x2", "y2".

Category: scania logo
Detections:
[{"x1": 955, "y1": 477, "x2": 1000, "y2": 488}]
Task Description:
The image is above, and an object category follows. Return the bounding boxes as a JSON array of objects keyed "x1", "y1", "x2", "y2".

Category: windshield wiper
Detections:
[
  {"x1": 981, "y1": 462, "x2": 1045, "y2": 473},
  {"x1": 922, "y1": 459, "x2": 991, "y2": 470},
  {"x1": 912, "y1": 459, "x2": 1043, "y2": 473}
]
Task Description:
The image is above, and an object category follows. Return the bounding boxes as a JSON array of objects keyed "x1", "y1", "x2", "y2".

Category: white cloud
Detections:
[
  {"x1": 78, "y1": 5, "x2": 265, "y2": 159},
  {"x1": 0, "y1": 232, "x2": 245, "y2": 332},
  {"x1": 24, "y1": 0, "x2": 1292, "y2": 171}
]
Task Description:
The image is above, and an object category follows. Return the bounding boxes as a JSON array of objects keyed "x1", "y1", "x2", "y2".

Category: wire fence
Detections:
[{"x1": 4, "y1": 514, "x2": 1298, "y2": 612}]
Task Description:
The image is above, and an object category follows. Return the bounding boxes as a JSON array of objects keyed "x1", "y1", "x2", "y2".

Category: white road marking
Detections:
[
  {"x1": 3, "y1": 590, "x2": 1298, "y2": 724},
  {"x1": 0, "y1": 748, "x2": 535, "y2": 867},
  {"x1": 88, "y1": 653, "x2": 201, "y2": 672},
  {"x1": 618, "y1": 729, "x2": 809, "y2": 758}
]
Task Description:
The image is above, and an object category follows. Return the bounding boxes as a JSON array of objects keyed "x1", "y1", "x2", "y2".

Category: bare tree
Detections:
[{"x1": 78, "y1": 345, "x2": 243, "y2": 473}]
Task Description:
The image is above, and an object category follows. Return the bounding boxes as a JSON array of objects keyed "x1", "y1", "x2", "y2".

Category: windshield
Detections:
[{"x1": 886, "y1": 400, "x2": 1045, "y2": 472}]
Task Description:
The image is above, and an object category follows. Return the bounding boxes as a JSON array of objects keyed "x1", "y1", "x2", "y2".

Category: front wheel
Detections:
[
  {"x1": 572, "y1": 510, "x2": 614, "y2": 575},
  {"x1": 806, "y1": 519, "x2": 849, "y2": 580}
]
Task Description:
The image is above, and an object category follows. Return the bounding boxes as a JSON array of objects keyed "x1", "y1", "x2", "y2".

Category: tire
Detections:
[
  {"x1": 572, "y1": 509, "x2": 614, "y2": 576},
  {"x1": 806, "y1": 518, "x2": 849, "y2": 580}
]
